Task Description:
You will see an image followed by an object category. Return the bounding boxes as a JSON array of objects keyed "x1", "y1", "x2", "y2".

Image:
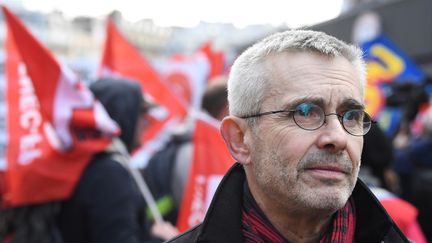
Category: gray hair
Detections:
[{"x1": 227, "y1": 30, "x2": 366, "y2": 120}]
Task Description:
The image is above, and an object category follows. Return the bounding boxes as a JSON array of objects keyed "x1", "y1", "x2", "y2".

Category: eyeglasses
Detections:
[{"x1": 240, "y1": 102, "x2": 376, "y2": 136}]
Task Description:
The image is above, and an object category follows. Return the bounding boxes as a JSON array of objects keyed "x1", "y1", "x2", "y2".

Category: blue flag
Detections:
[{"x1": 362, "y1": 35, "x2": 425, "y2": 136}]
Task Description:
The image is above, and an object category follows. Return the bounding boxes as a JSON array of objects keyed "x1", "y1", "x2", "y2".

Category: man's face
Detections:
[{"x1": 245, "y1": 52, "x2": 363, "y2": 213}]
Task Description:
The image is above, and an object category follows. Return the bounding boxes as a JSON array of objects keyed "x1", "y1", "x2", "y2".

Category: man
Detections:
[{"x1": 167, "y1": 30, "x2": 409, "y2": 242}]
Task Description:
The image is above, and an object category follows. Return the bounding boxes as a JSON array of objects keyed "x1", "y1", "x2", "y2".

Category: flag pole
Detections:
[
  {"x1": 111, "y1": 139, "x2": 164, "y2": 223},
  {"x1": 128, "y1": 167, "x2": 163, "y2": 223}
]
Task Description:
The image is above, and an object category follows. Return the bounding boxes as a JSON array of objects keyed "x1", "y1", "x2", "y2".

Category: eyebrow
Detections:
[
  {"x1": 340, "y1": 98, "x2": 365, "y2": 110},
  {"x1": 283, "y1": 97, "x2": 364, "y2": 110},
  {"x1": 283, "y1": 97, "x2": 325, "y2": 109}
]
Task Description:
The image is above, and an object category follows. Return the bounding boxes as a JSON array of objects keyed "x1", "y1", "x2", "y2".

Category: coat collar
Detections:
[{"x1": 195, "y1": 163, "x2": 406, "y2": 242}]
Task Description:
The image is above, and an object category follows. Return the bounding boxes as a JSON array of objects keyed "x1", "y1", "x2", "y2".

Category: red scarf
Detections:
[{"x1": 241, "y1": 185, "x2": 356, "y2": 243}]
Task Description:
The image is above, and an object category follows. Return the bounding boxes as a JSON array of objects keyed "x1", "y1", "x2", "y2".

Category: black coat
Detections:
[
  {"x1": 167, "y1": 163, "x2": 410, "y2": 243},
  {"x1": 57, "y1": 152, "x2": 148, "y2": 243}
]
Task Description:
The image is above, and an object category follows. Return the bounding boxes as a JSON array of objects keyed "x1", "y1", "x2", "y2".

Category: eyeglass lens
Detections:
[{"x1": 292, "y1": 103, "x2": 371, "y2": 136}]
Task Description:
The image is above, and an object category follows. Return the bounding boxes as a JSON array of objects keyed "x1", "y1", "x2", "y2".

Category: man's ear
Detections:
[{"x1": 220, "y1": 116, "x2": 252, "y2": 165}]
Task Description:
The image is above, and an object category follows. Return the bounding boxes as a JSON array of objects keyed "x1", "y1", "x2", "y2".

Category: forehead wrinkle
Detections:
[
  {"x1": 290, "y1": 66, "x2": 358, "y2": 87},
  {"x1": 321, "y1": 69, "x2": 360, "y2": 87},
  {"x1": 263, "y1": 54, "x2": 362, "y2": 109},
  {"x1": 268, "y1": 55, "x2": 359, "y2": 82}
]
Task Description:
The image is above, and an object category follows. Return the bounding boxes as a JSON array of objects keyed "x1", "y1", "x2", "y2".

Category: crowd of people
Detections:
[{"x1": 1, "y1": 29, "x2": 431, "y2": 243}]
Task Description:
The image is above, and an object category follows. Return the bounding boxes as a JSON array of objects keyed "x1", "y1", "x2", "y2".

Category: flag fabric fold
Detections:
[
  {"x1": 1, "y1": 6, "x2": 119, "y2": 207},
  {"x1": 99, "y1": 18, "x2": 188, "y2": 167},
  {"x1": 100, "y1": 18, "x2": 187, "y2": 117},
  {"x1": 176, "y1": 112, "x2": 234, "y2": 232},
  {"x1": 153, "y1": 53, "x2": 209, "y2": 110},
  {"x1": 199, "y1": 42, "x2": 225, "y2": 81}
]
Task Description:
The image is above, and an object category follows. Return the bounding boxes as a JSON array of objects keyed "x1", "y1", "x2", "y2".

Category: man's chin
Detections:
[{"x1": 300, "y1": 186, "x2": 352, "y2": 211}]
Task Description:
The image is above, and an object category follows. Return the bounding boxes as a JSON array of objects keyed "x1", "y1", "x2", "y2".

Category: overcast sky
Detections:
[{"x1": 19, "y1": 0, "x2": 344, "y2": 28}]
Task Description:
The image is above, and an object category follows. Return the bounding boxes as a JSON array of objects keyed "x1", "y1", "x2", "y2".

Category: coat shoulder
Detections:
[{"x1": 165, "y1": 224, "x2": 202, "y2": 243}]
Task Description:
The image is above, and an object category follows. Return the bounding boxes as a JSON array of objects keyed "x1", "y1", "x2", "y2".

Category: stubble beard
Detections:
[{"x1": 252, "y1": 146, "x2": 359, "y2": 214}]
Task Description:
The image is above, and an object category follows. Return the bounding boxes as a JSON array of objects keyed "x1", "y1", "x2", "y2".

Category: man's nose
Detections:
[{"x1": 316, "y1": 114, "x2": 348, "y2": 152}]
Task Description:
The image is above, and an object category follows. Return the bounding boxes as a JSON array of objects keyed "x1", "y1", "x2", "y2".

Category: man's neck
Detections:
[{"x1": 261, "y1": 204, "x2": 332, "y2": 243}]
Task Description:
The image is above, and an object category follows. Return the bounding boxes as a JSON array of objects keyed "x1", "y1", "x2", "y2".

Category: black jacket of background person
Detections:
[
  {"x1": 57, "y1": 78, "x2": 151, "y2": 243},
  {"x1": 167, "y1": 163, "x2": 410, "y2": 243}
]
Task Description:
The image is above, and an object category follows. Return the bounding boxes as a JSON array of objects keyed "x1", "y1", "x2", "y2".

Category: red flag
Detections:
[
  {"x1": 1, "y1": 6, "x2": 119, "y2": 207},
  {"x1": 199, "y1": 42, "x2": 225, "y2": 81},
  {"x1": 153, "y1": 53, "x2": 209, "y2": 109},
  {"x1": 176, "y1": 113, "x2": 234, "y2": 231},
  {"x1": 99, "y1": 18, "x2": 187, "y2": 164}
]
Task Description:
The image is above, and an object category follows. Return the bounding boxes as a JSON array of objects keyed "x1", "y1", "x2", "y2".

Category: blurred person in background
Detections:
[
  {"x1": 360, "y1": 123, "x2": 400, "y2": 193},
  {"x1": 200, "y1": 75, "x2": 229, "y2": 121},
  {"x1": 58, "y1": 78, "x2": 178, "y2": 243},
  {"x1": 142, "y1": 75, "x2": 229, "y2": 238},
  {"x1": 360, "y1": 124, "x2": 426, "y2": 243},
  {"x1": 0, "y1": 202, "x2": 64, "y2": 243},
  {"x1": 167, "y1": 30, "x2": 409, "y2": 242},
  {"x1": 393, "y1": 103, "x2": 432, "y2": 242},
  {"x1": 387, "y1": 81, "x2": 429, "y2": 199}
]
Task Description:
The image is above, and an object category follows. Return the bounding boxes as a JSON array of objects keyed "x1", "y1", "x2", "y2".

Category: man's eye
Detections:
[
  {"x1": 344, "y1": 110, "x2": 362, "y2": 121},
  {"x1": 343, "y1": 110, "x2": 365, "y2": 128},
  {"x1": 295, "y1": 103, "x2": 321, "y2": 118},
  {"x1": 296, "y1": 103, "x2": 312, "y2": 116}
]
